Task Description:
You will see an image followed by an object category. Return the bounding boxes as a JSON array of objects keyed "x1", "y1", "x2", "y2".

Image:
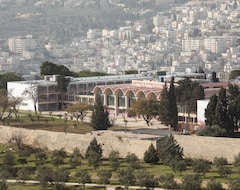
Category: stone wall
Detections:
[
  {"x1": 1, "y1": 126, "x2": 240, "y2": 162},
  {"x1": 174, "y1": 135, "x2": 240, "y2": 163},
  {"x1": 0, "y1": 126, "x2": 156, "y2": 159}
]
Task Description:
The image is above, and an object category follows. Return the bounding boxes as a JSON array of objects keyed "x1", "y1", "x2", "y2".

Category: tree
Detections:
[
  {"x1": 213, "y1": 157, "x2": 228, "y2": 168},
  {"x1": 144, "y1": 143, "x2": 159, "y2": 164},
  {"x1": 40, "y1": 61, "x2": 75, "y2": 76},
  {"x1": 233, "y1": 152, "x2": 240, "y2": 172},
  {"x1": 35, "y1": 152, "x2": 47, "y2": 166},
  {"x1": 0, "y1": 180, "x2": 8, "y2": 190},
  {"x1": 0, "y1": 72, "x2": 24, "y2": 89},
  {"x1": 159, "y1": 173, "x2": 179, "y2": 189},
  {"x1": 53, "y1": 183, "x2": 69, "y2": 190},
  {"x1": 229, "y1": 178, "x2": 240, "y2": 190},
  {"x1": 76, "y1": 170, "x2": 91, "y2": 189},
  {"x1": 137, "y1": 169, "x2": 158, "y2": 190},
  {"x1": 159, "y1": 83, "x2": 170, "y2": 126},
  {"x1": 181, "y1": 174, "x2": 202, "y2": 190},
  {"x1": 197, "y1": 125, "x2": 228, "y2": 137},
  {"x1": 51, "y1": 148, "x2": 67, "y2": 169},
  {"x1": 66, "y1": 102, "x2": 89, "y2": 125},
  {"x1": 215, "y1": 87, "x2": 234, "y2": 134},
  {"x1": 228, "y1": 83, "x2": 240, "y2": 101},
  {"x1": 22, "y1": 82, "x2": 38, "y2": 115},
  {"x1": 8, "y1": 131, "x2": 27, "y2": 149},
  {"x1": 36, "y1": 166, "x2": 54, "y2": 189},
  {"x1": 228, "y1": 95, "x2": 240, "y2": 131},
  {"x1": 118, "y1": 167, "x2": 136, "y2": 189},
  {"x1": 132, "y1": 98, "x2": 159, "y2": 126},
  {"x1": 17, "y1": 167, "x2": 31, "y2": 182},
  {"x1": 69, "y1": 147, "x2": 82, "y2": 168},
  {"x1": 0, "y1": 90, "x2": 21, "y2": 125},
  {"x1": 91, "y1": 96, "x2": 111, "y2": 130},
  {"x1": 192, "y1": 159, "x2": 211, "y2": 177},
  {"x1": 169, "y1": 77, "x2": 178, "y2": 130},
  {"x1": 176, "y1": 78, "x2": 204, "y2": 122},
  {"x1": 109, "y1": 150, "x2": 120, "y2": 171},
  {"x1": 2, "y1": 152, "x2": 15, "y2": 166},
  {"x1": 229, "y1": 70, "x2": 240, "y2": 80},
  {"x1": 206, "y1": 179, "x2": 224, "y2": 190},
  {"x1": 158, "y1": 134, "x2": 183, "y2": 166},
  {"x1": 53, "y1": 168, "x2": 69, "y2": 183},
  {"x1": 126, "y1": 153, "x2": 140, "y2": 169},
  {"x1": 205, "y1": 94, "x2": 218, "y2": 126},
  {"x1": 171, "y1": 159, "x2": 187, "y2": 175},
  {"x1": 85, "y1": 137, "x2": 102, "y2": 169},
  {"x1": 56, "y1": 75, "x2": 70, "y2": 110},
  {"x1": 97, "y1": 170, "x2": 112, "y2": 184}
]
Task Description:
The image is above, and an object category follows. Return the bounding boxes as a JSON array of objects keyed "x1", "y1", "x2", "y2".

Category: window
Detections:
[
  {"x1": 107, "y1": 90, "x2": 114, "y2": 106},
  {"x1": 118, "y1": 90, "x2": 125, "y2": 107}
]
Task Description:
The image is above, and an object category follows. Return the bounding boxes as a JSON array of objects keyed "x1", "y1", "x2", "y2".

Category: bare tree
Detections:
[
  {"x1": 22, "y1": 83, "x2": 38, "y2": 115},
  {"x1": 8, "y1": 131, "x2": 27, "y2": 149},
  {"x1": 0, "y1": 89, "x2": 22, "y2": 124}
]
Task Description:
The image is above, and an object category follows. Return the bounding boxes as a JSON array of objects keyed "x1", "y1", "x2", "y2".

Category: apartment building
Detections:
[{"x1": 8, "y1": 35, "x2": 37, "y2": 54}]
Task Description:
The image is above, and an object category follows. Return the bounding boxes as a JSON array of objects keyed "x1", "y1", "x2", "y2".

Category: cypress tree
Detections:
[
  {"x1": 215, "y1": 87, "x2": 231, "y2": 133},
  {"x1": 205, "y1": 94, "x2": 218, "y2": 126},
  {"x1": 91, "y1": 96, "x2": 111, "y2": 130},
  {"x1": 169, "y1": 77, "x2": 178, "y2": 130},
  {"x1": 159, "y1": 83, "x2": 170, "y2": 126}
]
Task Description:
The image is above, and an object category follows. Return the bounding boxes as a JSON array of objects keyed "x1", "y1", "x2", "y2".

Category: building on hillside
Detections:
[{"x1": 7, "y1": 74, "x2": 153, "y2": 112}]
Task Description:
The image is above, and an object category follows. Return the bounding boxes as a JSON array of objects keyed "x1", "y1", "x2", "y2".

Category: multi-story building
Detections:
[
  {"x1": 8, "y1": 35, "x2": 37, "y2": 54},
  {"x1": 7, "y1": 74, "x2": 153, "y2": 112}
]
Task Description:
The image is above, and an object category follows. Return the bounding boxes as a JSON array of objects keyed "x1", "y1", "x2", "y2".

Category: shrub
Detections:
[
  {"x1": 181, "y1": 174, "x2": 202, "y2": 190},
  {"x1": 144, "y1": 143, "x2": 159, "y2": 164},
  {"x1": 159, "y1": 173, "x2": 179, "y2": 189},
  {"x1": 206, "y1": 179, "x2": 224, "y2": 190},
  {"x1": 197, "y1": 125, "x2": 228, "y2": 137}
]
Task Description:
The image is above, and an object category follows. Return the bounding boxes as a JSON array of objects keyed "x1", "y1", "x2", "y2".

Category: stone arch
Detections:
[
  {"x1": 136, "y1": 91, "x2": 146, "y2": 99},
  {"x1": 93, "y1": 87, "x2": 104, "y2": 103},
  {"x1": 116, "y1": 89, "x2": 125, "y2": 108},
  {"x1": 147, "y1": 92, "x2": 158, "y2": 100},
  {"x1": 105, "y1": 88, "x2": 115, "y2": 106},
  {"x1": 126, "y1": 90, "x2": 137, "y2": 107}
]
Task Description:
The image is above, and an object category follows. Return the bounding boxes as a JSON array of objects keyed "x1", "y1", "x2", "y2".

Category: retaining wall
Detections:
[{"x1": 1, "y1": 126, "x2": 240, "y2": 162}]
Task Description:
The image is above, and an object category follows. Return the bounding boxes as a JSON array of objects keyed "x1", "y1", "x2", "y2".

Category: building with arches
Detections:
[{"x1": 93, "y1": 80, "x2": 165, "y2": 115}]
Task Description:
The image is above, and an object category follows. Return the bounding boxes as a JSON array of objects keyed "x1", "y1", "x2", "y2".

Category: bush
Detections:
[
  {"x1": 0, "y1": 180, "x2": 8, "y2": 190},
  {"x1": 159, "y1": 173, "x2": 179, "y2": 189},
  {"x1": 144, "y1": 143, "x2": 159, "y2": 164},
  {"x1": 206, "y1": 179, "x2": 224, "y2": 190},
  {"x1": 229, "y1": 178, "x2": 240, "y2": 190},
  {"x1": 181, "y1": 174, "x2": 202, "y2": 190},
  {"x1": 197, "y1": 125, "x2": 228, "y2": 137},
  {"x1": 192, "y1": 159, "x2": 211, "y2": 177},
  {"x1": 126, "y1": 153, "x2": 140, "y2": 169},
  {"x1": 109, "y1": 150, "x2": 120, "y2": 171}
]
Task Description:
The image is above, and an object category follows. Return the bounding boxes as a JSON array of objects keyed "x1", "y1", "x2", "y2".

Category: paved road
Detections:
[{"x1": 7, "y1": 180, "x2": 166, "y2": 190}]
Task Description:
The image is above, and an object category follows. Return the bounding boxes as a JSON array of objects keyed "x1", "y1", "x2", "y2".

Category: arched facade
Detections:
[{"x1": 93, "y1": 82, "x2": 164, "y2": 116}]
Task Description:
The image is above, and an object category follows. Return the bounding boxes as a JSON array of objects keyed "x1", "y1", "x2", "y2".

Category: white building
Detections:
[
  {"x1": 197, "y1": 99, "x2": 210, "y2": 126},
  {"x1": 8, "y1": 35, "x2": 37, "y2": 53},
  {"x1": 8, "y1": 74, "x2": 153, "y2": 112}
]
